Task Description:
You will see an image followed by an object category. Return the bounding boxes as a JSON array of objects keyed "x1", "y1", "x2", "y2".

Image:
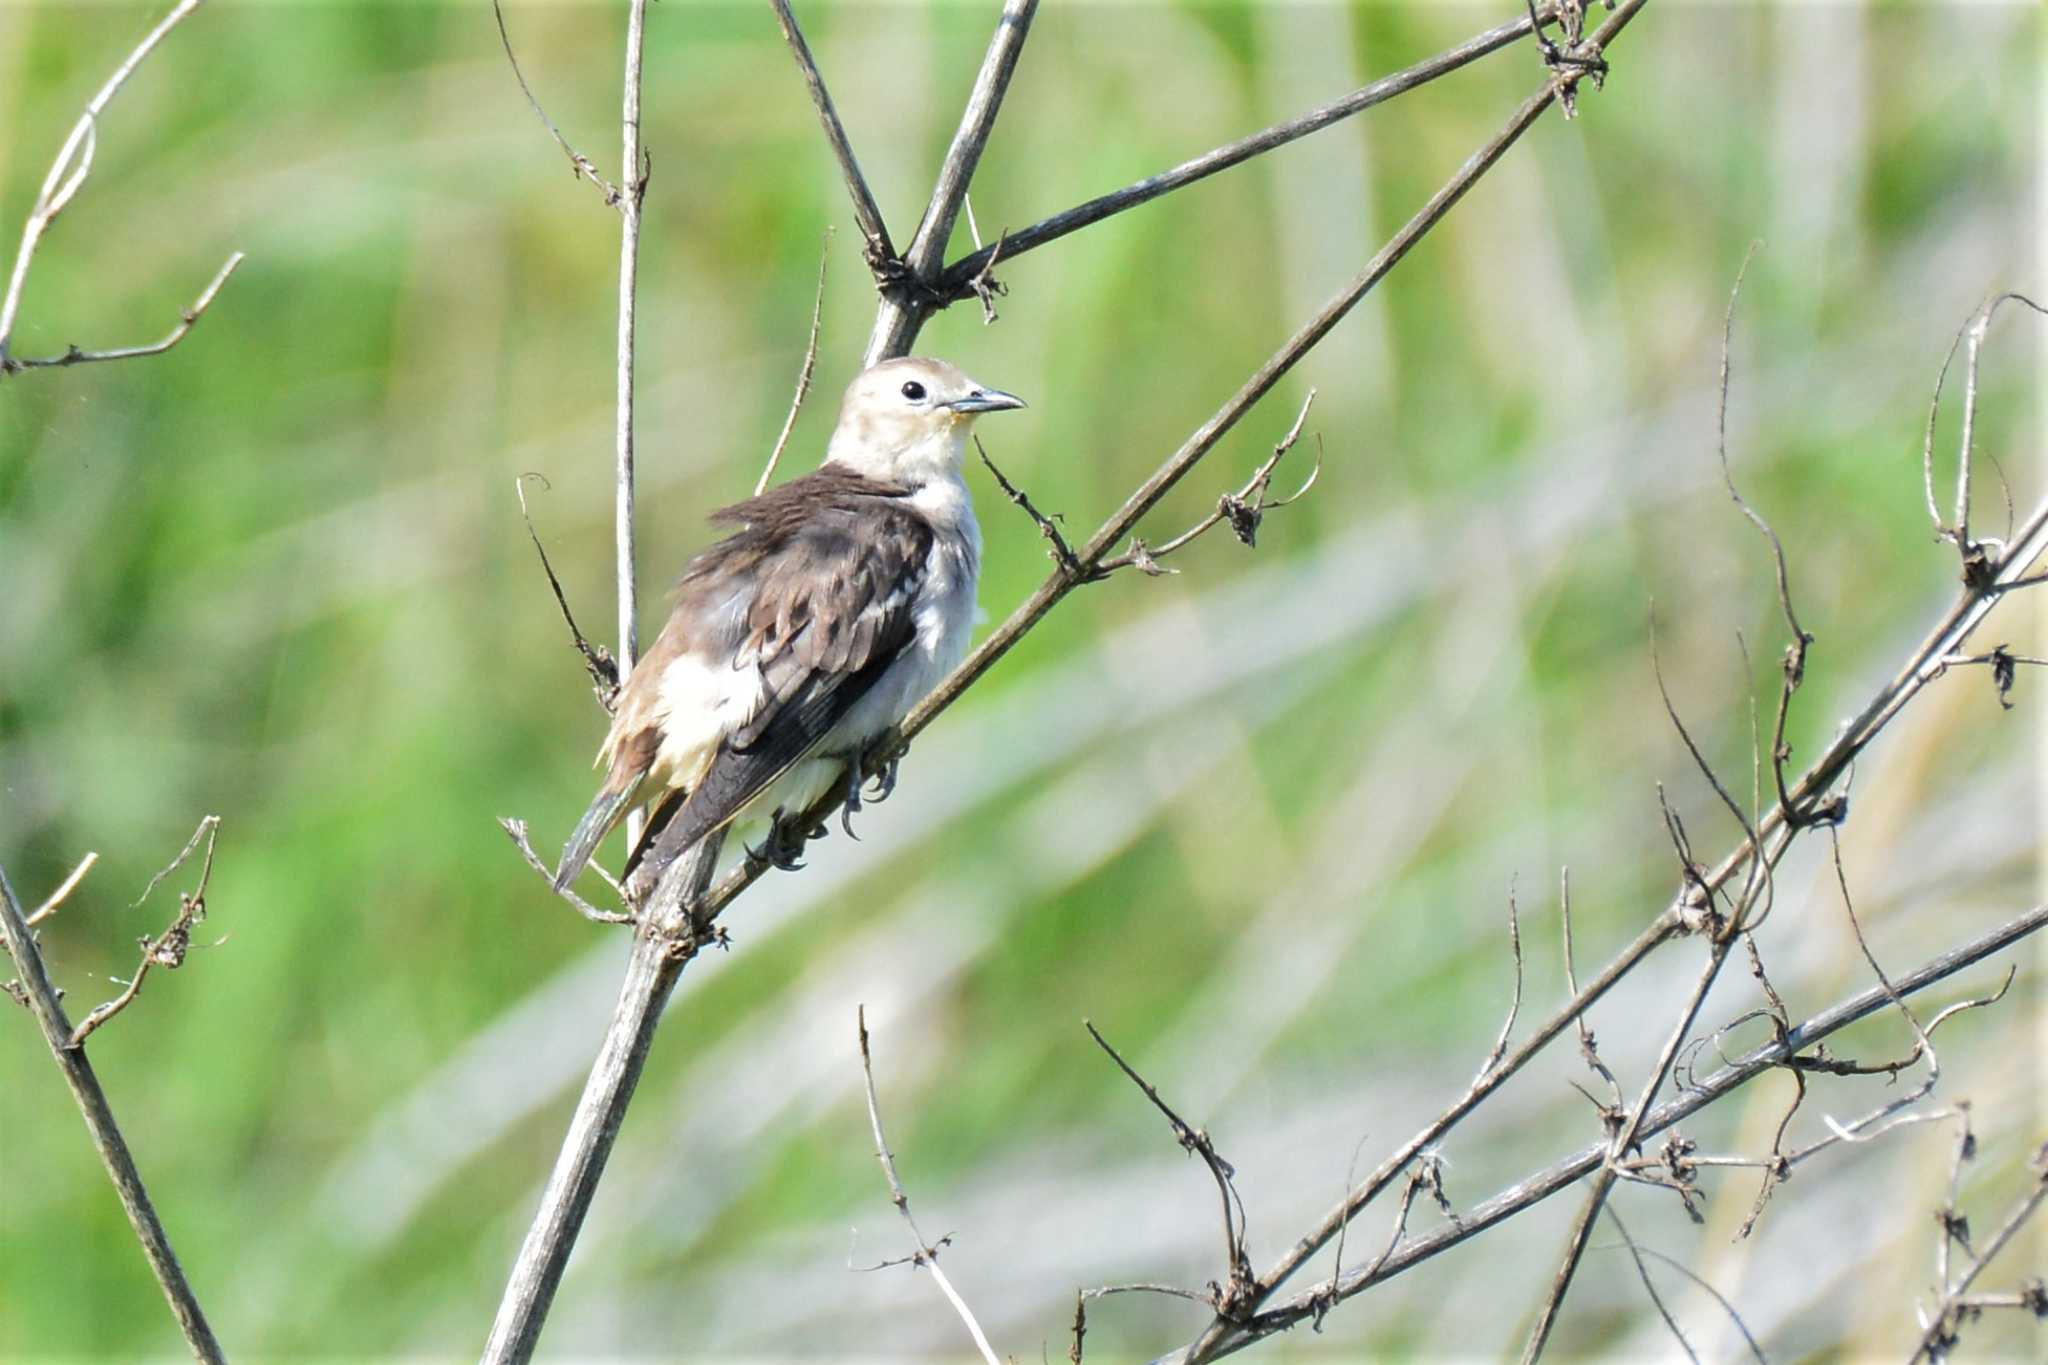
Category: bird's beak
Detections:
[{"x1": 946, "y1": 387, "x2": 1027, "y2": 414}]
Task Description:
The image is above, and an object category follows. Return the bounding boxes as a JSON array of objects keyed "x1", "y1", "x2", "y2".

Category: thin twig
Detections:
[
  {"x1": 483, "y1": 4, "x2": 658, "y2": 1357},
  {"x1": 1911, "y1": 1143, "x2": 2048, "y2": 1362},
  {"x1": 500, "y1": 819, "x2": 634, "y2": 925},
  {"x1": 492, "y1": 0, "x2": 622, "y2": 204},
  {"x1": 27, "y1": 851, "x2": 98, "y2": 927},
  {"x1": 1095, "y1": 392, "x2": 1321, "y2": 575},
  {"x1": 68, "y1": 816, "x2": 221, "y2": 1047},
  {"x1": 1619, "y1": 1243, "x2": 1769, "y2": 1365},
  {"x1": 1159, "y1": 904, "x2": 2048, "y2": 1363},
  {"x1": 5, "y1": 252, "x2": 245, "y2": 374},
  {"x1": 612, "y1": 0, "x2": 650, "y2": 744},
  {"x1": 866, "y1": 0, "x2": 1041, "y2": 363},
  {"x1": 757, "y1": 231, "x2": 831, "y2": 496},
  {"x1": 934, "y1": 5, "x2": 1559, "y2": 300},
  {"x1": 768, "y1": 0, "x2": 895, "y2": 269},
  {"x1": 856, "y1": 1008, "x2": 1002, "y2": 1365},
  {"x1": 1087, "y1": 1021, "x2": 1254, "y2": 1316},
  {"x1": 0, "y1": 855, "x2": 226, "y2": 1363},
  {"x1": 513, "y1": 474, "x2": 620, "y2": 709},
  {"x1": 1602, "y1": 1206, "x2": 1699, "y2": 1365},
  {"x1": 976, "y1": 436, "x2": 1078, "y2": 575},
  {"x1": 1474, "y1": 878, "x2": 1526, "y2": 1083},
  {"x1": 0, "y1": 0, "x2": 233, "y2": 378},
  {"x1": 1521, "y1": 934, "x2": 1743, "y2": 1365}
]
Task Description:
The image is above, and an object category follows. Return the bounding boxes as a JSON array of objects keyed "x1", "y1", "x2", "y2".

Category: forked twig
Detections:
[
  {"x1": 1096, "y1": 392, "x2": 1322, "y2": 576},
  {"x1": 856, "y1": 1008, "x2": 1001, "y2": 1365},
  {"x1": 0, "y1": 0, "x2": 239, "y2": 378},
  {"x1": 69, "y1": 816, "x2": 223, "y2": 1047},
  {"x1": 0, "y1": 842, "x2": 227, "y2": 1362},
  {"x1": 500, "y1": 819, "x2": 633, "y2": 926},
  {"x1": 1087, "y1": 1021, "x2": 1255, "y2": 1318}
]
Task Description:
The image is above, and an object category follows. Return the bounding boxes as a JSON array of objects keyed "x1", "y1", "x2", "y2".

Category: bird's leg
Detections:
[{"x1": 745, "y1": 808, "x2": 812, "y2": 872}]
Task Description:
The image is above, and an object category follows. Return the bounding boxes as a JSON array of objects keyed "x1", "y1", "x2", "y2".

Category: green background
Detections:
[{"x1": 2, "y1": 2, "x2": 2041, "y2": 1360}]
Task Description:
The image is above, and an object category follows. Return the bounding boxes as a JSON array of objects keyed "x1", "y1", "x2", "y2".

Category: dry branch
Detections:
[
  {"x1": 933, "y1": 4, "x2": 1563, "y2": 301},
  {"x1": 856, "y1": 1008, "x2": 1002, "y2": 1364},
  {"x1": 768, "y1": 0, "x2": 895, "y2": 269},
  {"x1": 0, "y1": 0, "x2": 240, "y2": 379},
  {"x1": 1159, "y1": 903, "x2": 2048, "y2": 1362},
  {"x1": 866, "y1": 0, "x2": 1041, "y2": 364},
  {"x1": 1161, "y1": 274, "x2": 2047, "y2": 1360},
  {"x1": 0, "y1": 840, "x2": 226, "y2": 1363}
]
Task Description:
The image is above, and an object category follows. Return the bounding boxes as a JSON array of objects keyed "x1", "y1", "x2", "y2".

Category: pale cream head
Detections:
[{"x1": 824, "y1": 356, "x2": 1025, "y2": 487}]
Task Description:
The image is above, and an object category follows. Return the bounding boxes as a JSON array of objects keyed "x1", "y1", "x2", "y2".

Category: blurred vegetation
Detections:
[{"x1": 1, "y1": 2, "x2": 2041, "y2": 1361}]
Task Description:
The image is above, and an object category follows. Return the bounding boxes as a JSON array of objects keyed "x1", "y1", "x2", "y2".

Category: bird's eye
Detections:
[{"x1": 900, "y1": 381, "x2": 927, "y2": 402}]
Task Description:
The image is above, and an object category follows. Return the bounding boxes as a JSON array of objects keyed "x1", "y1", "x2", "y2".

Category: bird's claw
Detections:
[
  {"x1": 840, "y1": 763, "x2": 864, "y2": 840},
  {"x1": 746, "y1": 810, "x2": 812, "y2": 872},
  {"x1": 864, "y1": 747, "x2": 902, "y2": 805}
]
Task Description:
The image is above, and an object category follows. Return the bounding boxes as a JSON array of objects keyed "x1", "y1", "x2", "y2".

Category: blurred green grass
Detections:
[{"x1": 2, "y1": 2, "x2": 2042, "y2": 1361}]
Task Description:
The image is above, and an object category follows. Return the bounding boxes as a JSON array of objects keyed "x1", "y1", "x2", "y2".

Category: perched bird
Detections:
[{"x1": 554, "y1": 356, "x2": 1026, "y2": 895}]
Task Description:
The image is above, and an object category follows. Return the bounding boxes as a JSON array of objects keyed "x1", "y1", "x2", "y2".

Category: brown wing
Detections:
[{"x1": 619, "y1": 467, "x2": 932, "y2": 886}]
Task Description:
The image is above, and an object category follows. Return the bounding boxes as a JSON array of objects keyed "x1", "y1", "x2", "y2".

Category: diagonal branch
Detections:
[
  {"x1": 1165, "y1": 903, "x2": 2048, "y2": 1363},
  {"x1": 867, "y1": 0, "x2": 1040, "y2": 363},
  {"x1": 0, "y1": 853, "x2": 226, "y2": 1363},
  {"x1": 934, "y1": 5, "x2": 1557, "y2": 300},
  {"x1": 768, "y1": 0, "x2": 895, "y2": 269},
  {"x1": 679, "y1": 0, "x2": 1624, "y2": 944}
]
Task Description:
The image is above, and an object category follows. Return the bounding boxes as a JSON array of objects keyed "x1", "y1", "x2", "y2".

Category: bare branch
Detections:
[
  {"x1": 483, "y1": 838, "x2": 723, "y2": 1365},
  {"x1": 0, "y1": 852, "x2": 226, "y2": 1362},
  {"x1": 768, "y1": 0, "x2": 895, "y2": 270},
  {"x1": 0, "y1": 0, "x2": 237, "y2": 378},
  {"x1": 500, "y1": 819, "x2": 634, "y2": 926},
  {"x1": 1522, "y1": 934, "x2": 1743, "y2": 1365},
  {"x1": 1474, "y1": 878, "x2": 1526, "y2": 1083},
  {"x1": 4, "y1": 252, "x2": 245, "y2": 374},
  {"x1": 26, "y1": 851, "x2": 98, "y2": 928},
  {"x1": 1087, "y1": 1021, "x2": 1254, "y2": 1319},
  {"x1": 1911, "y1": 1140, "x2": 2048, "y2": 1362},
  {"x1": 612, "y1": 0, "x2": 651, "y2": 726},
  {"x1": 1096, "y1": 392, "x2": 1321, "y2": 575},
  {"x1": 68, "y1": 816, "x2": 222, "y2": 1047},
  {"x1": 1953, "y1": 294, "x2": 2048, "y2": 553},
  {"x1": 934, "y1": 5, "x2": 1558, "y2": 300},
  {"x1": 483, "y1": 4, "x2": 662, "y2": 1354},
  {"x1": 492, "y1": 0, "x2": 622, "y2": 204},
  {"x1": 1614, "y1": 1240, "x2": 1769, "y2": 1365},
  {"x1": 1602, "y1": 1206, "x2": 1699, "y2": 1365},
  {"x1": 977, "y1": 436, "x2": 1079, "y2": 576},
  {"x1": 514, "y1": 474, "x2": 621, "y2": 709},
  {"x1": 867, "y1": 0, "x2": 1041, "y2": 363},
  {"x1": 756, "y1": 230, "x2": 831, "y2": 496},
  {"x1": 1165, "y1": 904, "x2": 2048, "y2": 1363},
  {"x1": 856, "y1": 1008, "x2": 1002, "y2": 1365}
]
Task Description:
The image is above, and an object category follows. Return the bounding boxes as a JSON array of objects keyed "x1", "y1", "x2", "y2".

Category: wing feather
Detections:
[{"x1": 617, "y1": 467, "x2": 933, "y2": 891}]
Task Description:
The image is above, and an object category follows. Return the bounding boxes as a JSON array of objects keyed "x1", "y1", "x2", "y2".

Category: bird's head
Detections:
[{"x1": 825, "y1": 356, "x2": 1026, "y2": 487}]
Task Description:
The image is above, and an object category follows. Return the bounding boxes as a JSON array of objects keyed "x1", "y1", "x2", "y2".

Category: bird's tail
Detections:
[{"x1": 553, "y1": 783, "x2": 636, "y2": 893}]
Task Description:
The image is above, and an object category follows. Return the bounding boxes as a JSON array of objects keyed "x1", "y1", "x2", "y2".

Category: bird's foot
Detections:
[
  {"x1": 746, "y1": 809, "x2": 812, "y2": 872},
  {"x1": 863, "y1": 732, "x2": 904, "y2": 805}
]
